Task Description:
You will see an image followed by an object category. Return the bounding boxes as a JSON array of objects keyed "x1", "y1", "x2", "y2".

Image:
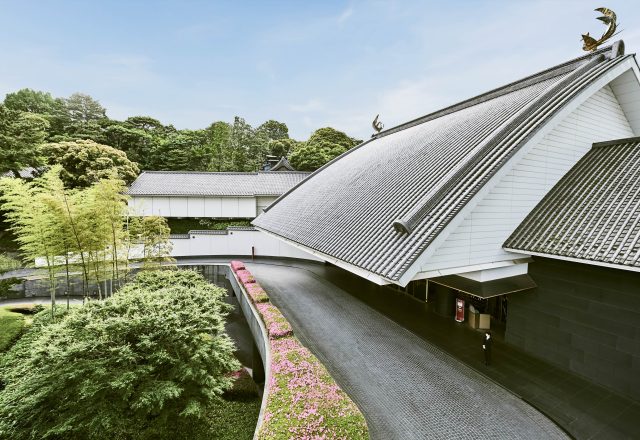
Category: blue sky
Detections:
[{"x1": 0, "y1": 1, "x2": 638, "y2": 140}]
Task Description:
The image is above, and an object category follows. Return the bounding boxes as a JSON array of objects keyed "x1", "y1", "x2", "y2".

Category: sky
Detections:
[{"x1": 0, "y1": 0, "x2": 639, "y2": 140}]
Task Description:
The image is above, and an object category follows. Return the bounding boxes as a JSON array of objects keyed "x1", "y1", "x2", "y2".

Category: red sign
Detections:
[{"x1": 455, "y1": 298, "x2": 465, "y2": 322}]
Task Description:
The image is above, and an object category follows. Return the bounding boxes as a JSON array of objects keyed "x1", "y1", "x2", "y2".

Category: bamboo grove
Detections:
[{"x1": 0, "y1": 167, "x2": 173, "y2": 317}]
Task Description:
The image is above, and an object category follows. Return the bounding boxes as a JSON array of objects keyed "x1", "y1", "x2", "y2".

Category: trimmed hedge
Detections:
[{"x1": 231, "y1": 263, "x2": 369, "y2": 440}]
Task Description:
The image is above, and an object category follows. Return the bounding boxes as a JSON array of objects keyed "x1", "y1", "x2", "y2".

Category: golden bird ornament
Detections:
[{"x1": 582, "y1": 7, "x2": 619, "y2": 52}]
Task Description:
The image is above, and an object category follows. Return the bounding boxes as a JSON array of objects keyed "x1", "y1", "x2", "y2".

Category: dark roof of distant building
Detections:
[
  {"x1": 253, "y1": 42, "x2": 634, "y2": 283},
  {"x1": 127, "y1": 170, "x2": 310, "y2": 197},
  {"x1": 504, "y1": 136, "x2": 640, "y2": 270},
  {"x1": 270, "y1": 157, "x2": 296, "y2": 171}
]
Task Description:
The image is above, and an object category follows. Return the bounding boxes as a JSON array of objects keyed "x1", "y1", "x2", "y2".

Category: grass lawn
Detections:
[{"x1": 0, "y1": 306, "x2": 27, "y2": 352}]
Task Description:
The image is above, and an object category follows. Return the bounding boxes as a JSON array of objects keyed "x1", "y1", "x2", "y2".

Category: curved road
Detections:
[{"x1": 246, "y1": 262, "x2": 567, "y2": 440}]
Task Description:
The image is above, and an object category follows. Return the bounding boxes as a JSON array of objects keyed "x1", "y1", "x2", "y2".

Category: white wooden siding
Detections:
[
  {"x1": 421, "y1": 84, "x2": 635, "y2": 273},
  {"x1": 128, "y1": 196, "x2": 259, "y2": 218}
]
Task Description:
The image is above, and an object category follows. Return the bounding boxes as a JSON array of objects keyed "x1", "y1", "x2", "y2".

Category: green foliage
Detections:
[
  {"x1": 42, "y1": 139, "x2": 140, "y2": 188},
  {"x1": 166, "y1": 218, "x2": 252, "y2": 234},
  {"x1": 289, "y1": 140, "x2": 349, "y2": 171},
  {"x1": 289, "y1": 127, "x2": 361, "y2": 171},
  {"x1": 3, "y1": 89, "x2": 68, "y2": 139},
  {"x1": 0, "y1": 307, "x2": 25, "y2": 352},
  {"x1": 2, "y1": 86, "x2": 361, "y2": 173},
  {"x1": 0, "y1": 104, "x2": 49, "y2": 176},
  {"x1": 307, "y1": 127, "x2": 360, "y2": 149},
  {"x1": 257, "y1": 120, "x2": 289, "y2": 142},
  {"x1": 0, "y1": 278, "x2": 20, "y2": 298},
  {"x1": 0, "y1": 270, "x2": 240, "y2": 440},
  {"x1": 267, "y1": 138, "x2": 300, "y2": 158},
  {"x1": 129, "y1": 216, "x2": 173, "y2": 268},
  {"x1": 0, "y1": 254, "x2": 20, "y2": 273}
]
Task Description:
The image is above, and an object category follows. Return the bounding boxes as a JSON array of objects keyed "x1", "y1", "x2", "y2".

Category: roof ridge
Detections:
[
  {"x1": 376, "y1": 44, "x2": 616, "y2": 139},
  {"x1": 138, "y1": 170, "x2": 309, "y2": 175},
  {"x1": 592, "y1": 136, "x2": 640, "y2": 148}
]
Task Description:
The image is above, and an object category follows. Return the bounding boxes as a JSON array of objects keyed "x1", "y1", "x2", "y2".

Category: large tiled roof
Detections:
[
  {"x1": 504, "y1": 137, "x2": 640, "y2": 269},
  {"x1": 127, "y1": 171, "x2": 310, "y2": 196},
  {"x1": 254, "y1": 43, "x2": 632, "y2": 282}
]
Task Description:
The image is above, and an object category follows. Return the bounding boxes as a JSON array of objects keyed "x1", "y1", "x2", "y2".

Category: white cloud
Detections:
[{"x1": 337, "y1": 6, "x2": 354, "y2": 24}]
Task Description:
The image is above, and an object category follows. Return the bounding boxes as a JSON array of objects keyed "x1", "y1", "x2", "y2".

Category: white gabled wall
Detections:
[{"x1": 420, "y1": 83, "x2": 635, "y2": 274}]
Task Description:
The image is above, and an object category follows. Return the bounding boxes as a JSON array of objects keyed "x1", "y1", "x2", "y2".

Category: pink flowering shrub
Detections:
[
  {"x1": 245, "y1": 283, "x2": 269, "y2": 303},
  {"x1": 256, "y1": 303, "x2": 293, "y2": 339},
  {"x1": 236, "y1": 269, "x2": 256, "y2": 284},
  {"x1": 230, "y1": 266, "x2": 368, "y2": 439},
  {"x1": 230, "y1": 260, "x2": 246, "y2": 272},
  {"x1": 259, "y1": 336, "x2": 369, "y2": 439}
]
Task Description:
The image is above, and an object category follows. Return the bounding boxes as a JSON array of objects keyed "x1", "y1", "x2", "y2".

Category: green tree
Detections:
[
  {"x1": 307, "y1": 127, "x2": 360, "y2": 149},
  {"x1": 3, "y1": 89, "x2": 69, "y2": 139},
  {"x1": 64, "y1": 92, "x2": 106, "y2": 124},
  {"x1": 43, "y1": 139, "x2": 139, "y2": 188},
  {"x1": 204, "y1": 121, "x2": 232, "y2": 171},
  {"x1": 289, "y1": 127, "x2": 361, "y2": 171},
  {"x1": 257, "y1": 119, "x2": 289, "y2": 141},
  {"x1": 152, "y1": 130, "x2": 209, "y2": 171},
  {"x1": 0, "y1": 169, "x2": 67, "y2": 317},
  {"x1": 0, "y1": 105, "x2": 49, "y2": 177},
  {"x1": 0, "y1": 269, "x2": 239, "y2": 439},
  {"x1": 268, "y1": 138, "x2": 300, "y2": 158},
  {"x1": 129, "y1": 216, "x2": 173, "y2": 269}
]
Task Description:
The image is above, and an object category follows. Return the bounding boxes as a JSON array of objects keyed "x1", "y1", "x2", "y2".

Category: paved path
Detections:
[{"x1": 247, "y1": 262, "x2": 567, "y2": 440}]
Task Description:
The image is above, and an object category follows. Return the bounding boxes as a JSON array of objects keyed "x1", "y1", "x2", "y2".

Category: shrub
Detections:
[
  {"x1": 245, "y1": 283, "x2": 269, "y2": 303},
  {"x1": 256, "y1": 303, "x2": 293, "y2": 340},
  {"x1": 0, "y1": 307, "x2": 25, "y2": 352},
  {"x1": 259, "y1": 336, "x2": 368, "y2": 439},
  {"x1": 0, "y1": 270, "x2": 239, "y2": 440},
  {"x1": 0, "y1": 254, "x2": 20, "y2": 273},
  {"x1": 230, "y1": 260, "x2": 246, "y2": 272},
  {"x1": 236, "y1": 270, "x2": 256, "y2": 284}
]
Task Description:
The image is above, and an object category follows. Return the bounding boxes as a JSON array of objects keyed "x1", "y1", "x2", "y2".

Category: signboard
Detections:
[{"x1": 455, "y1": 298, "x2": 465, "y2": 322}]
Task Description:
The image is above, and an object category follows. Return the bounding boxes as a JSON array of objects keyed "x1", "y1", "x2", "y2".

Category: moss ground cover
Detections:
[
  {"x1": 232, "y1": 262, "x2": 369, "y2": 439},
  {"x1": 0, "y1": 307, "x2": 25, "y2": 352}
]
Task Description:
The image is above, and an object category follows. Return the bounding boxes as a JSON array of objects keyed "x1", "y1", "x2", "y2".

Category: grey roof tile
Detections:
[
  {"x1": 504, "y1": 137, "x2": 640, "y2": 269},
  {"x1": 127, "y1": 170, "x2": 310, "y2": 196},
  {"x1": 253, "y1": 44, "x2": 632, "y2": 282}
]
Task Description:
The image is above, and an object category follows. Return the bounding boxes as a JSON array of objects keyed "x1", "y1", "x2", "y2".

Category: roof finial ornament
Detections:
[
  {"x1": 582, "y1": 7, "x2": 619, "y2": 52},
  {"x1": 372, "y1": 114, "x2": 384, "y2": 135}
]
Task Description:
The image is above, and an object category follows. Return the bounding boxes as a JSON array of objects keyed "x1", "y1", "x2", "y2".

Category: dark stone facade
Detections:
[{"x1": 506, "y1": 257, "x2": 640, "y2": 400}]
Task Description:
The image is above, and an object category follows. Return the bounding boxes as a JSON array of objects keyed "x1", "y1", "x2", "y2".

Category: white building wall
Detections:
[
  {"x1": 421, "y1": 84, "x2": 635, "y2": 273},
  {"x1": 170, "y1": 230, "x2": 323, "y2": 261},
  {"x1": 128, "y1": 196, "x2": 258, "y2": 218}
]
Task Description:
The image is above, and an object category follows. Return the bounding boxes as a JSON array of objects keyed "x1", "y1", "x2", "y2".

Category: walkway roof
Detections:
[
  {"x1": 504, "y1": 136, "x2": 640, "y2": 272},
  {"x1": 127, "y1": 170, "x2": 310, "y2": 197},
  {"x1": 254, "y1": 42, "x2": 634, "y2": 284}
]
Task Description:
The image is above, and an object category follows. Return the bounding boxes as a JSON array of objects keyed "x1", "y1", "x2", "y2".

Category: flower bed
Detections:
[
  {"x1": 230, "y1": 260, "x2": 246, "y2": 272},
  {"x1": 245, "y1": 283, "x2": 269, "y2": 303},
  {"x1": 230, "y1": 262, "x2": 369, "y2": 440},
  {"x1": 256, "y1": 303, "x2": 293, "y2": 340},
  {"x1": 260, "y1": 336, "x2": 368, "y2": 439},
  {"x1": 236, "y1": 269, "x2": 256, "y2": 284}
]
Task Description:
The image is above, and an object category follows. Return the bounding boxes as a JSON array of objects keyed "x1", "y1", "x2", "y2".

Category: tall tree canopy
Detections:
[
  {"x1": 0, "y1": 104, "x2": 49, "y2": 177},
  {"x1": 43, "y1": 139, "x2": 139, "y2": 188},
  {"x1": 289, "y1": 127, "x2": 361, "y2": 171}
]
